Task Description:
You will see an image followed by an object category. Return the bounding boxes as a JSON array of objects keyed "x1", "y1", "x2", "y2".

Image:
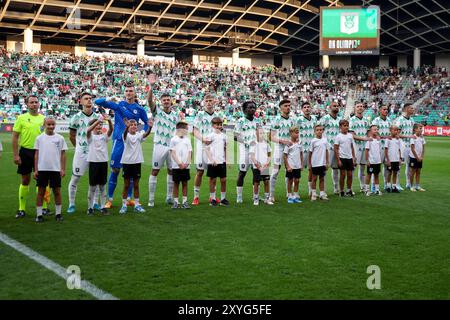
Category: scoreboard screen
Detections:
[{"x1": 320, "y1": 6, "x2": 380, "y2": 55}]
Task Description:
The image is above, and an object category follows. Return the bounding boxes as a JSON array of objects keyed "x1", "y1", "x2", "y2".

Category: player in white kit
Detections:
[
  {"x1": 67, "y1": 92, "x2": 100, "y2": 213},
  {"x1": 147, "y1": 81, "x2": 181, "y2": 207}
]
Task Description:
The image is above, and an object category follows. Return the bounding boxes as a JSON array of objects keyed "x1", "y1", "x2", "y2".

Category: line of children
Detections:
[{"x1": 25, "y1": 117, "x2": 429, "y2": 222}]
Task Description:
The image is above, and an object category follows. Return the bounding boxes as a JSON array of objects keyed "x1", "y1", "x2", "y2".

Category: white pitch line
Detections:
[{"x1": 0, "y1": 232, "x2": 118, "y2": 300}]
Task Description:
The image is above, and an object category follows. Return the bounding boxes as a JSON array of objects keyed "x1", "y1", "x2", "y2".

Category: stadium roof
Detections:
[{"x1": 0, "y1": 0, "x2": 449, "y2": 55}]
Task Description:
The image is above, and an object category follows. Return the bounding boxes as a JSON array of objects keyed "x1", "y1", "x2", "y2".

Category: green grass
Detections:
[{"x1": 0, "y1": 133, "x2": 449, "y2": 299}]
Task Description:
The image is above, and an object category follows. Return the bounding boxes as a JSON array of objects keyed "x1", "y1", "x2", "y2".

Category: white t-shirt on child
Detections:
[
  {"x1": 309, "y1": 137, "x2": 329, "y2": 167},
  {"x1": 409, "y1": 136, "x2": 426, "y2": 159},
  {"x1": 206, "y1": 131, "x2": 227, "y2": 164},
  {"x1": 87, "y1": 134, "x2": 110, "y2": 163},
  {"x1": 170, "y1": 135, "x2": 192, "y2": 169},
  {"x1": 283, "y1": 142, "x2": 302, "y2": 169},
  {"x1": 334, "y1": 133, "x2": 354, "y2": 159},
  {"x1": 34, "y1": 133, "x2": 68, "y2": 171},
  {"x1": 365, "y1": 139, "x2": 382, "y2": 164},
  {"x1": 249, "y1": 141, "x2": 272, "y2": 168},
  {"x1": 121, "y1": 131, "x2": 145, "y2": 164},
  {"x1": 385, "y1": 138, "x2": 402, "y2": 162}
]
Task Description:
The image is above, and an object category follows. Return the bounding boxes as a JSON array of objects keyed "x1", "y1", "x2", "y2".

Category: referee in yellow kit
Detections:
[{"x1": 12, "y1": 95, "x2": 47, "y2": 218}]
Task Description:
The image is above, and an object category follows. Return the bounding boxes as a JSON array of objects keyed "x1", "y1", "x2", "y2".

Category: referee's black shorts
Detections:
[
  {"x1": 17, "y1": 147, "x2": 35, "y2": 175},
  {"x1": 89, "y1": 162, "x2": 108, "y2": 186}
]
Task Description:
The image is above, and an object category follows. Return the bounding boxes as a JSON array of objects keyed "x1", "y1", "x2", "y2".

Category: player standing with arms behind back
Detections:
[
  {"x1": 319, "y1": 102, "x2": 342, "y2": 195},
  {"x1": 67, "y1": 92, "x2": 100, "y2": 213},
  {"x1": 297, "y1": 101, "x2": 317, "y2": 197},
  {"x1": 394, "y1": 103, "x2": 415, "y2": 190},
  {"x1": 371, "y1": 105, "x2": 392, "y2": 190},
  {"x1": 234, "y1": 101, "x2": 260, "y2": 203},
  {"x1": 349, "y1": 103, "x2": 371, "y2": 193}
]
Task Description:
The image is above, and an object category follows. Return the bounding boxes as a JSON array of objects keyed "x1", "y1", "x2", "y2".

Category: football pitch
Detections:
[{"x1": 0, "y1": 133, "x2": 449, "y2": 300}]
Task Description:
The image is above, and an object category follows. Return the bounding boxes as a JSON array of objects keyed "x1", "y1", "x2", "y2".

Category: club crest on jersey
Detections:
[
  {"x1": 133, "y1": 110, "x2": 138, "y2": 114},
  {"x1": 154, "y1": 162, "x2": 158, "y2": 167}
]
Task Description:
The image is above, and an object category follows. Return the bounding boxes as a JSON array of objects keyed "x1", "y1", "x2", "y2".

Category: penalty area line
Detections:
[{"x1": 0, "y1": 231, "x2": 118, "y2": 300}]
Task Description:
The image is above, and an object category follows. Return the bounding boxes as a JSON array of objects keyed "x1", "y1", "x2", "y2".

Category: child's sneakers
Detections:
[
  {"x1": 392, "y1": 187, "x2": 400, "y2": 193},
  {"x1": 293, "y1": 197, "x2": 302, "y2": 204},
  {"x1": 311, "y1": 193, "x2": 318, "y2": 201},
  {"x1": 236, "y1": 196, "x2": 243, "y2": 204},
  {"x1": 374, "y1": 190, "x2": 383, "y2": 196},
  {"x1": 220, "y1": 199, "x2": 230, "y2": 206},
  {"x1": 287, "y1": 198, "x2": 296, "y2": 204},
  {"x1": 119, "y1": 205, "x2": 127, "y2": 214},
  {"x1": 181, "y1": 202, "x2": 191, "y2": 209},
  {"x1": 416, "y1": 186, "x2": 426, "y2": 192},
  {"x1": 319, "y1": 194, "x2": 329, "y2": 201},
  {"x1": 210, "y1": 199, "x2": 219, "y2": 206},
  {"x1": 264, "y1": 199, "x2": 274, "y2": 205},
  {"x1": 253, "y1": 199, "x2": 259, "y2": 206},
  {"x1": 87, "y1": 208, "x2": 94, "y2": 215},
  {"x1": 134, "y1": 205, "x2": 145, "y2": 213},
  {"x1": 410, "y1": 187, "x2": 417, "y2": 192},
  {"x1": 55, "y1": 214, "x2": 63, "y2": 222},
  {"x1": 35, "y1": 215, "x2": 44, "y2": 223},
  {"x1": 172, "y1": 203, "x2": 179, "y2": 209}
]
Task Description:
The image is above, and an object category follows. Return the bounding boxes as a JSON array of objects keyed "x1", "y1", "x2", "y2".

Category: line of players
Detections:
[{"x1": 12, "y1": 80, "x2": 424, "y2": 219}]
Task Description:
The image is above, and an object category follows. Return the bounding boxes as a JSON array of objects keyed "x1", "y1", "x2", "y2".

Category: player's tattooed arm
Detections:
[
  {"x1": 147, "y1": 74, "x2": 157, "y2": 113},
  {"x1": 69, "y1": 129, "x2": 77, "y2": 147}
]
